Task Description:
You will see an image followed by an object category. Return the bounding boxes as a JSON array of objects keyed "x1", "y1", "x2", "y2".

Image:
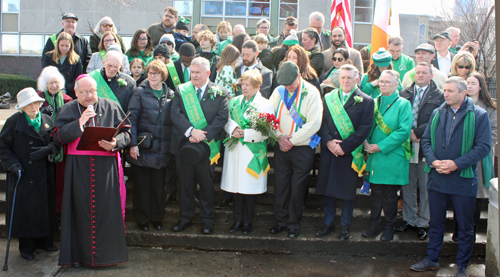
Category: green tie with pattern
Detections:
[
  {"x1": 197, "y1": 88, "x2": 202, "y2": 100},
  {"x1": 183, "y1": 66, "x2": 190, "y2": 82}
]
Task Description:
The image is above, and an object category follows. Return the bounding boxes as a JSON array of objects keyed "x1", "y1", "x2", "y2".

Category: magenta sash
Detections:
[{"x1": 67, "y1": 138, "x2": 127, "y2": 226}]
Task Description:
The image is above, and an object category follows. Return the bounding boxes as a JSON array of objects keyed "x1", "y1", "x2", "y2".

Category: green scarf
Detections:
[
  {"x1": 227, "y1": 95, "x2": 270, "y2": 178},
  {"x1": 424, "y1": 108, "x2": 475, "y2": 178},
  {"x1": 43, "y1": 90, "x2": 64, "y2": 122},
  {"x1": 152, "y1": 87, "x2": 164, "y2": 99},
  {"x1": 24, "y1": 111, "x2": 41, "y2": 132}
]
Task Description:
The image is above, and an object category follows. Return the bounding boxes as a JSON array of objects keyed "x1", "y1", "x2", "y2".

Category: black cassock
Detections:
[{"x1": 53, "y1": 98, "x2": 130, "y2": 266}]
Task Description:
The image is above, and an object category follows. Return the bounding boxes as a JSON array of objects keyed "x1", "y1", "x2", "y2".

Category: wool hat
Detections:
[
  {"x1": 433, "y1": 31, "x2": 451, "y2": 40},
  {"x1": 276, "y1": 61, "x2": 300, "y2": 86},
  {"x1": 62, "y1": 13, "x2": 78, "y2": 21},
  {"x1": 159, "y1": 34, "x2": 176, "y2": 49},
  {"x1": 15, "y1": 88, "x2": 45, "y2": 110},
  {"x1": 176, "y1": 17, "x2": 191, "y2": 32},
  {"x1": 414, "y1": 43, "x2": 435, "y2": 54},
  {"x1": 179, "y1": 42, "x2": 196, "y2": 57},
  {"x1": 154, "y1": 44, "x2": 171, "y2": 59},
  {"x1": 372, "y1": 48, "x2": 392, "y2": 68},
  {"x1": 106, "y1": 42, "x2": 122, "y2": 53},
  {"x1": 178, "y1": 139, "x2": 210, "y2": 165},
  {"x1": 283, "y1": 29, "x2": 299, "y2": 46}
]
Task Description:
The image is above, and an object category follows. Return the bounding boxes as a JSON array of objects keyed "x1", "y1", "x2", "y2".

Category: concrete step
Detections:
[{"x1": 124, "y1": 221, "x2": 487, "y2": 257}]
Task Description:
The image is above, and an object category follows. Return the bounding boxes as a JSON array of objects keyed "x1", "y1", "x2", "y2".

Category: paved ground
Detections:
[{"x1": 0, "y1": 239, "x2": 487, "y2": 277}]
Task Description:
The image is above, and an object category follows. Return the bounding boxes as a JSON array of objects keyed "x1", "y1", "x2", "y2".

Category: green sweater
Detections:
[
  {"x1": 391, "y1": 54, "x2": 415, "y2": 82},
  {"x1": 125, "y1": 50, "x2": 154, "y2": 70}
]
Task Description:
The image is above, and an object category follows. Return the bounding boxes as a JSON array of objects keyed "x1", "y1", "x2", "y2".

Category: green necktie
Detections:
[
  {"x1": 244, "y1": 67, "x2": 249, "y2": 72},
  {"x1": 343, "y1": 93, "x2": 349, "y2": 104},
  {"x1": 196, "y1": 88, "x2": 202, "y2": 100},
  {"x1": 183, "y1": 66, "x2": 190, "y2": 82}
]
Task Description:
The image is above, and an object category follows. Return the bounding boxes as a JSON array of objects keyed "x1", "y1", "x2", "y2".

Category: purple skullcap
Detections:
[{"x1": 75, "y1": 74, "x2": 92, "y2": 82}]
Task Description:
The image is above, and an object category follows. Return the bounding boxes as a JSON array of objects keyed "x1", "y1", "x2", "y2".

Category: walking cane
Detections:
[{"x1": 3, "y1": 169, "x2": 22, "y2": 271}]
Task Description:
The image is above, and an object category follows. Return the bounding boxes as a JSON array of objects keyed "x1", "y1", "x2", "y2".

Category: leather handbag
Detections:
[{"x1": 137, "y1": 132, "x2": 153, "y2": 150}]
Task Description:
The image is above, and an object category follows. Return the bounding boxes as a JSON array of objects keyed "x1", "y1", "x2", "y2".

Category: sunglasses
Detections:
[
  {"x1": 457, "y1": 65, "x2": 471, "y2": 69},
  {"x1": 102, "y1": 23, "x2": 114, "y2": 28},
  {"x1": 332, "y1": 57, "x2": 344, "y2": 62}
]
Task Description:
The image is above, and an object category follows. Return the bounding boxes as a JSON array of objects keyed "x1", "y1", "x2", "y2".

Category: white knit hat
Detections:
[{"x1": 15, "y1": 87, "x2": 45, "y2": 110}]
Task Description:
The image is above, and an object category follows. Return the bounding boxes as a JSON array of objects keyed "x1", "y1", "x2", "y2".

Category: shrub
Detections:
[{"x1": 0, "y1": 74, "x2": 37, "y2": 98}]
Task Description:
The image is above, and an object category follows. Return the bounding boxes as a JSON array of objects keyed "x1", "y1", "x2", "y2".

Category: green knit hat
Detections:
[
  {"x1": 372, "y1": 48, "x2": 392, "y2": 68},
  {"x1": 283, "y1": 29, "x2": 299, "y2": 46}
]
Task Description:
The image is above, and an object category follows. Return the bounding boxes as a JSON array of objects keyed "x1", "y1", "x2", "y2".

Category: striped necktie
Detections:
[{"x1": 412, "y1": 87, "x2": 424, "y2": 127}]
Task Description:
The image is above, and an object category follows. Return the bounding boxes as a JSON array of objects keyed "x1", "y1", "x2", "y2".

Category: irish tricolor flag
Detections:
[{"x1": 370, "y1": 0, "x2": 400, "y2": 58}]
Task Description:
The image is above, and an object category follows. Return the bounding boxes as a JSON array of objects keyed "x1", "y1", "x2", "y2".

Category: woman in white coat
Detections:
[{"x1": 221, "y1": 69, "x2": 275, "y2": 234}]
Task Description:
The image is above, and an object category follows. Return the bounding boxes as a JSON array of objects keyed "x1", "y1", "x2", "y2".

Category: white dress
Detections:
[{"x1": 220, "y1": 92, "x2": 275, "y2": 194}]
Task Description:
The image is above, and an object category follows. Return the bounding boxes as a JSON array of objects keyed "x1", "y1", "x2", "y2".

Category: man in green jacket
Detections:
[
  {"x1": 147, "y1": 7, "x2": 178, "y2": 47},
  {"x1": 388, "y1": 37, "x2": 415, "y2": 82}
]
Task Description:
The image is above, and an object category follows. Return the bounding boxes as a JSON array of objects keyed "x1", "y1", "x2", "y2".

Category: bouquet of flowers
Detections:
[{"x1": 224, "y1": 108, "x2": 280, "y2": 151}]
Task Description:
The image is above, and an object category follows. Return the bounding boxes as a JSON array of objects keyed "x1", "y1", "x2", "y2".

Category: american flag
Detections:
[{"x1": 331, "y1": 0, "x2": 353, "y2": 47}]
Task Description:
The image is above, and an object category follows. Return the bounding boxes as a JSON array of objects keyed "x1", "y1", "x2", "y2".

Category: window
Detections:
[
  {"x1": 200, "y1": 0, "x2": 270, "y2": 29},
  {"x1": 354, "y1": 0, "x2": 373, "y2": 23},
  {"x1": 174, "y1": 0, "x2": 194, "y2": 16},
  {"x1": 1, "y1": 0, "x2": 20, "y2": 54},
  {"x1": 20, "y1": 34, "x2": 43, "y2": 54},
  {"x1": 279, "y1": 0, "x2": 298, "y2": 19}
]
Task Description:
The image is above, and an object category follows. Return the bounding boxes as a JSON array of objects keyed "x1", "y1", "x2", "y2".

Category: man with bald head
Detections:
[
  {"x1": 192, "y1": 23, "x2": 209, "y2": 54},
  {"x1": 53, "y1": 74, "x2": 131, "y2": 267},
  {"x1": 88, "y1": 51, "x2": 135, "y2": 111},
  {"x1": 233, "y1": 24, "x2": 246, "y2": 36}
]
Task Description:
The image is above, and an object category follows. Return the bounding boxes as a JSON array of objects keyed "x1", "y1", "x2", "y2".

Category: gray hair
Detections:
[
  {"x1": 104, "y1": 50, "x2": 123, "y2": 64},
  {"x1": 445, "y1": 27, "x2": 461, "y2": 35},
  {"x1": 381, "y1": 69, "x2": 400, "y2": 83},
  {"x1": 93, "y1": 16, "x2": 117, "y2": 35},
  {"x1": 309, "y1": 12, "x2": 325, "y2": 24},
  {"x1": 191, "y1": 57, "x2": 210, "y2": 71},
  {"x1": 256, "y1": 19, "x2": 270, "y2": 29},
  {"x1": 446, "y1": 76, "x2": 468, "y2": 92},
  {"x1": 339, "y1": 64, "x2": 359, "y2": 77},
  {"x1": 388, "y1": 36, "x2": 403, "y2": 46},
  {"x1": 37, "y1": 66, "x2": 65, "y2": 92}
]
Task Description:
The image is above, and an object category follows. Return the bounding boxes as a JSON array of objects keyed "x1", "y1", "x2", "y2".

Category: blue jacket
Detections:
[{"x1": 421, "y1": 97, "x2": 491, "y2": 197}]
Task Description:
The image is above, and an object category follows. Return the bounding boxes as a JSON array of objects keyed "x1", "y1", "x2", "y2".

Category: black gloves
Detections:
[
  {"x1": 9, "y1": 163, "x2": 23, "y2": 175},
  {"x1": 40, "y1": 106, "x2": 54, "y2": 116},
  {"x1": 29, "y1": 146, "x2": 52, "y2": 161}
]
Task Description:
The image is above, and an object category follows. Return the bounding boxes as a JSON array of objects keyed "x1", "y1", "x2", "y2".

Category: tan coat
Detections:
[{"x1": 323, "y1": 45, "x2": 363, "y2": 78}]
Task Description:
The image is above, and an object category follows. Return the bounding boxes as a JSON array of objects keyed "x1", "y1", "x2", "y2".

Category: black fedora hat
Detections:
[{"x1": 178, "y1": 138, "x2": 210, "y2": 165}]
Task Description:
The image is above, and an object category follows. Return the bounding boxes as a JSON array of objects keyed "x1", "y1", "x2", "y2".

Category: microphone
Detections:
[{"x1": 87, "y1": 105, "x2": 96, "y2": 126}]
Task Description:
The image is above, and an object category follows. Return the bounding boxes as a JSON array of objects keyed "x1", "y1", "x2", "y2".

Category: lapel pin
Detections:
[{"x1": 44, "y1": 124, "x2": 50, "y2": 128}]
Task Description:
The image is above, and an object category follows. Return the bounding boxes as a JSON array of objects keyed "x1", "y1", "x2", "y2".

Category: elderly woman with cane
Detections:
[{"x1": 0, "y1": 88, "x2": 60, "y2": 261}]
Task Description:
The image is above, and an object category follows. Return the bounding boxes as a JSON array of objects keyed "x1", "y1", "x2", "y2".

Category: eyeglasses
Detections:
[
  {"x1": 379, "y1": 80, "x2": 395, "y2": 85},
  {"x1": 166, "y1": 41, "x2": 173, "y2": 45},
  {"x1": 259, "y1": 26, "x2": 269, "y2": 29},
  {"x1": 63, "y1": 20, "x2": 76, "y2": 24},
  {"x1": 138, "y1": 38, "x2": 148, "y2": 41},
  {"x1": 78, "y1": 89, "x2": 97, "y2": 96},
  {"x1": 102, "y1": 23, "x2": 114, "y2": 28},
  {"x1": 104, "y1": 39, "x2": 115, "y2": 44},
  {"x1": 148, "y1": 71, "x2": 160, "y2": 77},
  {"x1": 457, "y1": 65, "x2": 471, "y2": 69},
  {"x1": 332, "y1": 57, "x2": 344, "y2": 62}
]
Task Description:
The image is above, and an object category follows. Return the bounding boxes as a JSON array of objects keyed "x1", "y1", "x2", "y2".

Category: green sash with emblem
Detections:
[
  {"x1": 373, "y1": 100, "x2": 412, "y2": 160},
  {"x1": 88, "y1": 69, "x2": 122, "y2": 108},
  {"x1": 179, "y1": 82, "x2": 221, "y2": 164},
  {"x1": 99, "y1": 50, "x2": 106, "y2": 61},
  {"x1": 50, "y1": 34, "x2": 57, "y2": 47},
  {"x1": 228, "y1": 96, "x2": 270, "y2": 178},
  {"x1": 167, "y1": 63, "x2": 181, "y2": 87},
  {"x1": 324, "y1": 90, "x2": 366, "y2": 176}
]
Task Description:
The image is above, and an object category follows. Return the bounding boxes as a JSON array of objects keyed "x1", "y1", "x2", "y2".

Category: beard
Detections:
[{"x1": 243, "y1": 56, "x2": 256, "y2": 67}]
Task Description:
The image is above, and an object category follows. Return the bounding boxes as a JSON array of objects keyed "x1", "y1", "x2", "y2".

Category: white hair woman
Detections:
[
  {"x1": 89, "y1": 16, "x2": 126, "y2": 53},
  {"x1": 0, "y1": 88, "x2": 60, "y2": 261}
]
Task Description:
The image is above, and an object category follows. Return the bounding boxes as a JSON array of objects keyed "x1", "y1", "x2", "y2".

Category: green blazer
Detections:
[{"x1": 366, "y1": 92, "x2": 412, "y2": 185}]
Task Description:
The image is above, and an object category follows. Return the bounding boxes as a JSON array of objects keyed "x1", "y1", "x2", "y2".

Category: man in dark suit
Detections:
[
  {"x1": 430, "y1": 31, "x2": 456, "y2": 76},
  {"x1": 297, "y1": 12, "x2": 331, "y2": 51},
  {"x1": 170, "y1": 57, "x2": 229, "y2": 235},
  {"x1": 397, "y1": 62, "x2": 445, "y2": 240},
  {"x1": 315, "y1": 64, "x2": 374, "y2": 240},
  {"x1": 235, "y1": 40, "x2": 273, "y2": 98},
  {"x1": 165, "y1": 43, "x2": 196, "y2": 91}
]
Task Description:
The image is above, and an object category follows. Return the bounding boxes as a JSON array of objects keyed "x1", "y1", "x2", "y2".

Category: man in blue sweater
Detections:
[{"x1": 411, "y1": 77, "x2": 491, "y2": 277}]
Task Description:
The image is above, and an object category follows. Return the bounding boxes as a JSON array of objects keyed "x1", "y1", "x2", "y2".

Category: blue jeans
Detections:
[{"x1": 323, "y1": 196, "x2": 354, "y2": 227}]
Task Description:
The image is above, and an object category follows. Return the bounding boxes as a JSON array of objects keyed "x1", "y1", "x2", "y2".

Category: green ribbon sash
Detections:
[
  {"x1": 373, "y1": 100, "x2": 412, "y2": 160},
  {"x1": 88, "y1": 69, "x2": 122, "y2": 108},
  {"x1": 228, "y1": 96, "x2": 270, "y2": 178},
  {"x1": 50, "y1": 34, "x2": 57, "y2": 47},
  {"x1": 324, "y1": 90, "x2": 366, "y2": 177},
  {"x1": 99, "y1": 50, "x2": 106, "y2": 61},
  {"x1": 424, "y1": 108, "x2": 475, "y2": 178},
  {"x1": 179, "y1": 82, "x2": 221, "y2": 164},
  {"x1": 167, "y1": 63, "x2": 181, "y2": 87}
]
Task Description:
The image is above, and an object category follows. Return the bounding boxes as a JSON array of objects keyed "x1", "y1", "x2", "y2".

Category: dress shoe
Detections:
[
  {"x1": 417, "y1": 227, "x2": 428, "y2": 240},
  {"x1": 315, "y1": 224, "x2": 335, "y2": 237},
  {"x1": 380, "y1": 228, "x2": 394, "y2": 241},
  {"x1": 395, "y1": 223, "x2": 417, "y2": 232},
  {"x1": 456, "y1": 266, "x2": 469, "y2": 277},
  {"x1": 242, "y1": 223, "x2": 252, "y2": 234},
  {"x1": 201, "y1": 223, "x2": 214, "y2": 234},
  {"x1": 269, "y1": 224, "x2": 286, "y2": 234},
  {"x1": 171, "y1": 221, "x2": 193, "y2": 232},
  {"x1": 287, "y1": 229, "x2": 299, "y2": 239},
  {"x1": 229, "y1": 222, "x2": 243, "y2": 233},
  {"x1": 362, "y1": 225, "x2": 381, "y2": 237},
  {"x1": 72, "y1": 262, "x2": 82, "y2": 268},
  {"x1": 338, "y1": 225, "x2": 350, "y2": 240},
  {"x1": 20, "y1": 252, "x2": 34, "y2": 261},
  {"x1": 216, "y1": 199, "x2": 233, "y2": 209},
  {"x1": 151, "y1": 221, "x2": 163, "y2": 230},
  {"x1": 137, "y1": 222, "x2": 149, "y2": 231},
  {"x1": 410, "y1": 258, "x2": 439, "y2": 271},
  {"x1": 164, "y1": 193, "x2": 176, "y2": 204}
]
